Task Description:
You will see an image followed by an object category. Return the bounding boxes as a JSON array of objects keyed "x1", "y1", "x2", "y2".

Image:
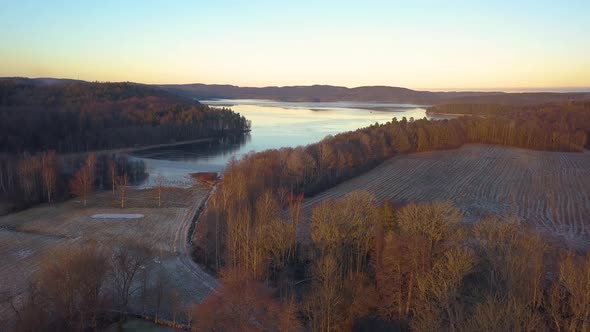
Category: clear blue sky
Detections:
[{"x1": 1, "y1": 0, "x2": 589, "y2": 90}]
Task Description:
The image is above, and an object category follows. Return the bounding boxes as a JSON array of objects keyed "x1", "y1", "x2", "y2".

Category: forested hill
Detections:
[
  {"x1": 159, "y1": 83, "x2": 590, "y2": 104},
  {"x1": 0, "y1": 79, "x2": 250, "y2": 153}
]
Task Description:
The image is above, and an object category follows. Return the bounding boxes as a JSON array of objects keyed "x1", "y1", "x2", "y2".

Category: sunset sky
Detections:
[{"x1": 1, "y1": 0, "x2": 589, "y2": 90}]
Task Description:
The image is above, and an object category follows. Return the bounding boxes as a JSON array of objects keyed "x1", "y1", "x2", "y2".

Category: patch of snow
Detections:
[
  {"x1": 91, "y1": 213, "x2": 144, "y2": 219},
  {"x1": 14, "y1": 249, "x2": 33, "y2": 259}
]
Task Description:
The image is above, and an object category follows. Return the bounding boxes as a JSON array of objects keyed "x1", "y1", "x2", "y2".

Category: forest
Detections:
[
  {"x1": 428, "y1": 101, "x2": 590, "y2": 148},
  {"x1": 0, "y1": 80, "x2": 250, "y2": 153},
  {"x1": 0, "y1": 80, "x2": 251, "y2": 213},
  {"x1": 189, "y1": 102, "x2": 589, "y2": 330}
]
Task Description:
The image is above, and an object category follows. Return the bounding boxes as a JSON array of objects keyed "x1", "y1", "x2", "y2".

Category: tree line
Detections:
[
  {"x1": 0, "y1": 80, "x2": 251, "y2": 153},
  {"x1": 0, "y1": 152, "x2": 146, "y2": 213},
  {"x1": 429, "y1": 101, "x2": 590, "y2": 149}
]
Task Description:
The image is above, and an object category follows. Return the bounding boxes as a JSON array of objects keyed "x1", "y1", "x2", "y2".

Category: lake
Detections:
[{"x1": 131, "y1": 99, "x2": 450, "y2": 187}]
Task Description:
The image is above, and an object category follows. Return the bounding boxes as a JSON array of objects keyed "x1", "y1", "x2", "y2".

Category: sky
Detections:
[{"x1": 1, "y1": 0, "x2": 589, "y2": 90}]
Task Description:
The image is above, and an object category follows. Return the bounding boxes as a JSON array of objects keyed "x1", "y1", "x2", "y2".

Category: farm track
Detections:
[{"x1": 303, "y1": 144, "x2": 590, "y2": 246}]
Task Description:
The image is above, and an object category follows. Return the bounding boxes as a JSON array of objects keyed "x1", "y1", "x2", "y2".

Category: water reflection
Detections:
[
  {"x1": 134, "y1": 134, "x2": 251, "y2": 162},
  {"x1": 131, "y1": 99, "x2": 449, "y2": 187}
]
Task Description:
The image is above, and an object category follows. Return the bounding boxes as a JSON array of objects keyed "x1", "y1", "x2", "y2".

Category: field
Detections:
[
  {"x1": 303, "y1": 144, "x2": 590, "y2": 246},
  {"x1": 0, "y1": 186, "x2": 217, "y2": 329}
]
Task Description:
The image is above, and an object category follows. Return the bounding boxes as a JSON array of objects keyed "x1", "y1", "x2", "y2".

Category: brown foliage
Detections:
[
  {"x1": 153, "y1": 173, "x2": 168, "y2": 207},
  {"x1": 25, "y1": 243, "x2": 110, "y2": 331},
  {"x1": 69, "y1": 153, "x2": 96, "y2": 206},
  {"x1": 547, "y1": 252, "x2": 590, "y2": 332},
  {"x1": 192, "y1": 172, "x2": 217, "y2": 187},
  {"x1": 192, "y1": 267, "x2": 301, "y2": 332},
  {"x1": 310, "y1": 191, "x2": 378, "y2": 276}
]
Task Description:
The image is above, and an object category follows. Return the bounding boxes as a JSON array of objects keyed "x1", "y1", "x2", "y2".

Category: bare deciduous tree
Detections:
[
  {"x1": 116, "y1": 174, "x2": 128, "y2": 208},
  {"x1": 154, "y1": 173, "x2": 167, "y2": 207},
  {"x1": 108, "y1": 158, "x2": 117, "y2": 195},
  {"x1": 193, "y1": 267, "x2": 301, "y2": 332},
  {"x1": 110, "y1": 244, "x2": 151, "y2": 314},
  {"x1": 70, "y1": 153, "x2": 96, "y2": 206},
  {"x1": 40, "y1": 151, "x2": 58, "y2": 203},
  {"x1": 169, "y1": 288, "x2": 181, "y2": 325}
]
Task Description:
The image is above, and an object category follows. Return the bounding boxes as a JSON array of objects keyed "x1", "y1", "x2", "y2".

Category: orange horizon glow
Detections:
[{"x1": 1, "y1": 1, "x2": 589, "y2": 91}]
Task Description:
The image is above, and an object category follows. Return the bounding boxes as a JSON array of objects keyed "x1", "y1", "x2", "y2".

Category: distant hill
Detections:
[
  {"x1": 159, "y1": 83, "x2": 590, "y2": 105},
  {"x1": 0, "y1": 77, "x2": 85, "y2": 85},
  {"x1": 4, "y1": 78, "x2": 589, "y2": 106}
]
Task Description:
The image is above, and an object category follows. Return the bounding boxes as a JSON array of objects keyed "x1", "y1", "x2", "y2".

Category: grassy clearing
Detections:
[{"x1": 0, "y1": 186, "x2": 216, "y2": 327}]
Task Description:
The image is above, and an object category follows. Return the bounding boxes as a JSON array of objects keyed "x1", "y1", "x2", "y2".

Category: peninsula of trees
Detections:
[{"x1": 0, "y1": 79, "x2": 250, "y2": 153}]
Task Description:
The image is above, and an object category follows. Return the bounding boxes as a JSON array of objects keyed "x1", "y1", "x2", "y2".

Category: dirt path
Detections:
[{"x1": 173, "y1": 188, "x2": 218, "y2": 293}]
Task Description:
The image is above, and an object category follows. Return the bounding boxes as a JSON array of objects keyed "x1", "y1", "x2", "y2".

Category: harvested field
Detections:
[
  {"x1": 0, "y1": 186, "x2": 217, "y2": 329},
  {"x1": 303, "y1": 144, "x2": 590, "y2": 246}
]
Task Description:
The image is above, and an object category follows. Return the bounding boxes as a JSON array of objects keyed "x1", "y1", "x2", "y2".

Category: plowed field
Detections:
[{"x1": 304, "y1": 145, "x2": 590, "y2": 246}]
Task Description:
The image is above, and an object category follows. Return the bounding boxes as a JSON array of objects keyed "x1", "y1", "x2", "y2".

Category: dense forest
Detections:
[
  {"x1": 0, "y1": 80, "x2": 250, "y2": 153},
  {"x1": 189, "y1": 103, "x2": 589, "y2": 330}
]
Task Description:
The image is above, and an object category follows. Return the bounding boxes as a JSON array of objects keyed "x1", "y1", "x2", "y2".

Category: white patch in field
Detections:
[
  {"x1": 91, "y1": 213, "x2": 144, "y2": 219},
  {"x1": 14, "y1": 249, "x2": 33, "y2": 258}
]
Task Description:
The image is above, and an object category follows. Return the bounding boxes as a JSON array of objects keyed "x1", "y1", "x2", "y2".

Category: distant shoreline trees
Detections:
[{"x1": 428, "y1": 101, "x2": 590, "y2": 149}]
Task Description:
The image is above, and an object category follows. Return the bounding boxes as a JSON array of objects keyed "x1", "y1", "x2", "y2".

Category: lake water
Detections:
[{"x1": 131, "y1": 99, "x2": 450, "y2": 187}]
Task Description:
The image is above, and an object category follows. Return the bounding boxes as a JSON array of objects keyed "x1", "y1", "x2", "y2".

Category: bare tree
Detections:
[
  {"x1": 138, "y1": 261, "x2": 152, "y2": 316},
  {"x1": 193, "y1": 267, "x2": 301, "y2": 332},
  {"x1": 70, "y1": 153, "x2": 96, "y2": 206},
  {"x1": 547, "y1": 251, "x2": 590, "y2": 332},
  {"x1": 186, "y1": 302, "x2": 199, "y2": 329},
  {"x1": 304, "y1": 254, "x2": 342, "y2": 332},
  {"x1": 40, "y1": 151, "x2": 58, "y2": 203},
  {"x1": 153, "y1": 271, "x2": 168, "y2": 323},
  {"x1": 169, "y1": 288, "x2": 181, "y2": 325},
  {"x1": 108, "y1": 158, "x2": 117, "y2": 195},
  {"x1": 17, "y1": 154, "x2": 41, "y2": 203},
  {"x1": 35, "y1": 243, "x2": 109, "y2": 331},
  {"x1": 154, "y1": 173, "x2": 166, "y2": 207},
  {"x1": 110, "y1": 244, "x2": 151, "y2": 314},
  {"x1": 116, "y1": 174, "x2": 128, "y2": 208}
]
